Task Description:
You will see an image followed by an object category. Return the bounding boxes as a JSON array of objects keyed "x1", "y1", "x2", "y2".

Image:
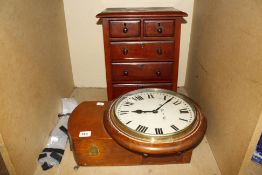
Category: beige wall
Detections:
[
  {"x1": 0, "y1": 0, "x2": 74, "y2": 175},
  {"x1": 186, "y1": 0, "x2": 262, "y2": 175},
  {"x1": 63, "y1": 0, "x2": 194, "y2": 87}
]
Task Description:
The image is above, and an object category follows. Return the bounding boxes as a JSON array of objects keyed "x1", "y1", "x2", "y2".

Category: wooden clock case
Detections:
[
  {"x1": 104, "y1": 97, "x2": 207, "y2": 155},
  {"x1": 68, "y1": 101, "x2": 206, "y2": 166}
]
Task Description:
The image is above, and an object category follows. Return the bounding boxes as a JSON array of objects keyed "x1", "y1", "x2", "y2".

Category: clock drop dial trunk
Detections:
[
  {"x1": 104, "y1": 88, "x2": 207, "y2": 155},
  {"x1": 68, "y1": 101, "x2": 194, "y2": 166}
]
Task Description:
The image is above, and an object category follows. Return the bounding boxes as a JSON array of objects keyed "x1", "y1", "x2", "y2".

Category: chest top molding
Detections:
[{"x1": 96, "y1": 7, "x2": 188, "y2": 18}]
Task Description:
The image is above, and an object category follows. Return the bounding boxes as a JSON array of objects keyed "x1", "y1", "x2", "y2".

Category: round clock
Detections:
[{"x1": 104, "y1": 88, "x2": 207, "y2": 155}]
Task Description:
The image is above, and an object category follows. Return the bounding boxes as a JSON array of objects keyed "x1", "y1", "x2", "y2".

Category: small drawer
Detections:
[
  {"x1": 112, "y1": 83, "x2": 173, "y2": 98},
  {"x1": 144, "y1": 20, "x2": 175, "y2": 37},
  {"x1": 110, "y1": 20, "x2": 140, "y2": 38},
  {"x1": 110, "y1": 41, "x2": 174, "y2": 60},
  {"x1": 111, "y1": 62, "x2": 173, "y2": 82}
]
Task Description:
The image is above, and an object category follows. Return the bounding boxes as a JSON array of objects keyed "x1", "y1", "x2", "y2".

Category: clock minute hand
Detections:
[{"x1": 155, "y1": 97, "x2": 174, "y2": 111}]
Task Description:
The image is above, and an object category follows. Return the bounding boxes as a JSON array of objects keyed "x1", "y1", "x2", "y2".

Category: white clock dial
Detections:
[{"x1": 114, "y1": 90, "x2": 196, "y2": 136}]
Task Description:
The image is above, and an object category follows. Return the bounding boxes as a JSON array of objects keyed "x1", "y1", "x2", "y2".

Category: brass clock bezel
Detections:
[
  {"x1": 104, "y1": 88, "x2": 207, "y2": 155},
  {"x1": 110, "y1": 88, "x2": 198, "y2": 143}
]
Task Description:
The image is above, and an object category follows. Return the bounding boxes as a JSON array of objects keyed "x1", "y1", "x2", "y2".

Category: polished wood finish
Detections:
[
  {"x1": 68, "y1": 102, "x2": 192, "y2": 166},
  {"x1": 104, "y1": 98, "x2": 207, "y2": 155},
  {"x1": 144, "y1": 20, "x2": 175, "y2": 37},
  {"x1": 111, "y1": 62, "x2": 173, "y2": 82},
  {"x1": 110, "y1": 41, "x2": 175, "y2": 61},
  {"x1": 112, "y1": 83, "x2": 173, "y2": 98},
  {"x1": 96, "y1": 7, "x2": 187, "y2": 100},
  {"x1": 96, "y1": 7, "x2": 188, "y2": 18},
  {"x1": 110, "y1": 20, "x2": 140, "y2": 38}
]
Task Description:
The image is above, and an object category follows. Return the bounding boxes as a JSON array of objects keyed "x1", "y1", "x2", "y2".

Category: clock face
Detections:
[{"x1": 113, "y1": 89, "x2": 196, "y2": 137}]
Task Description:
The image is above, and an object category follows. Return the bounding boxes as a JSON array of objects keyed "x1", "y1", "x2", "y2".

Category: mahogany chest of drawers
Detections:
[{"x1": 96, "y1": 7, "x2": 187, "y2": 100}]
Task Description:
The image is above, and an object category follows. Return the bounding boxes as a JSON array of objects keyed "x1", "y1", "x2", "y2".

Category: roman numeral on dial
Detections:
[
  {"x1": 179, "y1": 118, "x2": 188, "y2": 122},
  {"x1": 171, "y1": 125, "x2": 179, "y2": 131},
  {"x1": 119, "y1": 111, "x2": 129, "y2": 115},
  {"x1": 173, "y1": 100, "x2": 181, "y2": 105},
  {"x1": 126, "y1": 121, "x2": 132, "y2": 125},
  {"x1": 135, "y1": 125, "x2": 148, "y2": 133},
  {"x1": 155, "y1": 128, "x2": 163, "y2": 135},
  {"x1": 147, "y1": 94, "x2": 154, "y2": 99},
  {"x1": 179, "y1": 108, "x2": 189, "y2": 113},
  {"x1": 132, "y1": 95, "x2": 144, "y2": 101},
  {"x1": 123, "y1": 102, "x2": 134, "y2": 106}
]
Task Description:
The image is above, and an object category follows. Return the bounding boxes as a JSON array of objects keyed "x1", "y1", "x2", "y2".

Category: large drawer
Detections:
[
  {"x1": 112, "y1": 83, "x2": 173, "y2": 98},
  {"x1": 144, "y1": 20, "x2": 175, "y2": 37},
  {"x1": 109, "y1": 20, "x2": 141, "y2": 38},
  {"x1": 111, "y1": 62, "x2": 173, "y2": 82},
  {"x1": 110, "y1": 41, "x2": 174, "y2": 61}
]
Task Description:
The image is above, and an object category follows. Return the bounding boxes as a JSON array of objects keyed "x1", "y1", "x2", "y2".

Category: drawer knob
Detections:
[
  {"x1": 122, "y1": 48, "x2": 128, "y2": 55},
  {"x1": 157, "y1": 27, "x2": 163, "y2": 33},
  {"x1": 156, "y1": 71, "x2": 161, "y2": 77},
  {"x1": 141, "y1": 43, "x2": 144, "y2": 49},
  {"x1": 156, "y1": 48, "x2": 163, "y2": 55},
  {"x1": 123, "y1": 70, "x2": 129, "y2": 76},
  {"x1": 157, "y1": 23, "x2": 163, "y2": 33},
  {"x1": 123, "y1": 23, "x2": 128, "y2": 33}
]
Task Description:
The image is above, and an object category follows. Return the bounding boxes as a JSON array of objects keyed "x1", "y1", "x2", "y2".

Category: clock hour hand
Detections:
[
  {"x1": 132, "y1": 109, "x2": 156, "y2": 114},
  {"x1": 155, "y1": 97, "x2": 174, "y2": 111}
]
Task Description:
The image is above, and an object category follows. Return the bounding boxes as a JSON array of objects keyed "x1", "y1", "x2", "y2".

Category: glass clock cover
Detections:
[
  {"x1": 114, "y1": 89, "x2": 196, "y2": 137},
  {"x1": 105, "y1": 88, "x2": 207, "y2": 154}
]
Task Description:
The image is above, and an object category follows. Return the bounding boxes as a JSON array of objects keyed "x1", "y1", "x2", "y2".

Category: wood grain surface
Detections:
[
  {"x1": 97, "y1": 7, "x2": 187, "y2": 100},
  {"x1": 68, "y1": 101, "x2": 195, "y2": 166}
]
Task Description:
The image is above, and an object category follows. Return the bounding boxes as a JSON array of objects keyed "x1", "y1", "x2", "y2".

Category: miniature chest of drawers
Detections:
[{"x1": 96, "y1": 7, "x2": 187, "y2": 100}]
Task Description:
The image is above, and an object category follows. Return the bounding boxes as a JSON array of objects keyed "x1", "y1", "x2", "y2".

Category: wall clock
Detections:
[{"x1": 104, "y1": 88, "x2": 207, "y2": 155}]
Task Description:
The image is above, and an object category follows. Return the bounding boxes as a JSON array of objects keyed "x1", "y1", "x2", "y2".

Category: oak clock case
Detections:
[
  {"x1": 68, "y1": 88, "x2": 207, "y2": 166},
  {"x1": 104, "y1": 88, "x2": 207, "y2": 155}
]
